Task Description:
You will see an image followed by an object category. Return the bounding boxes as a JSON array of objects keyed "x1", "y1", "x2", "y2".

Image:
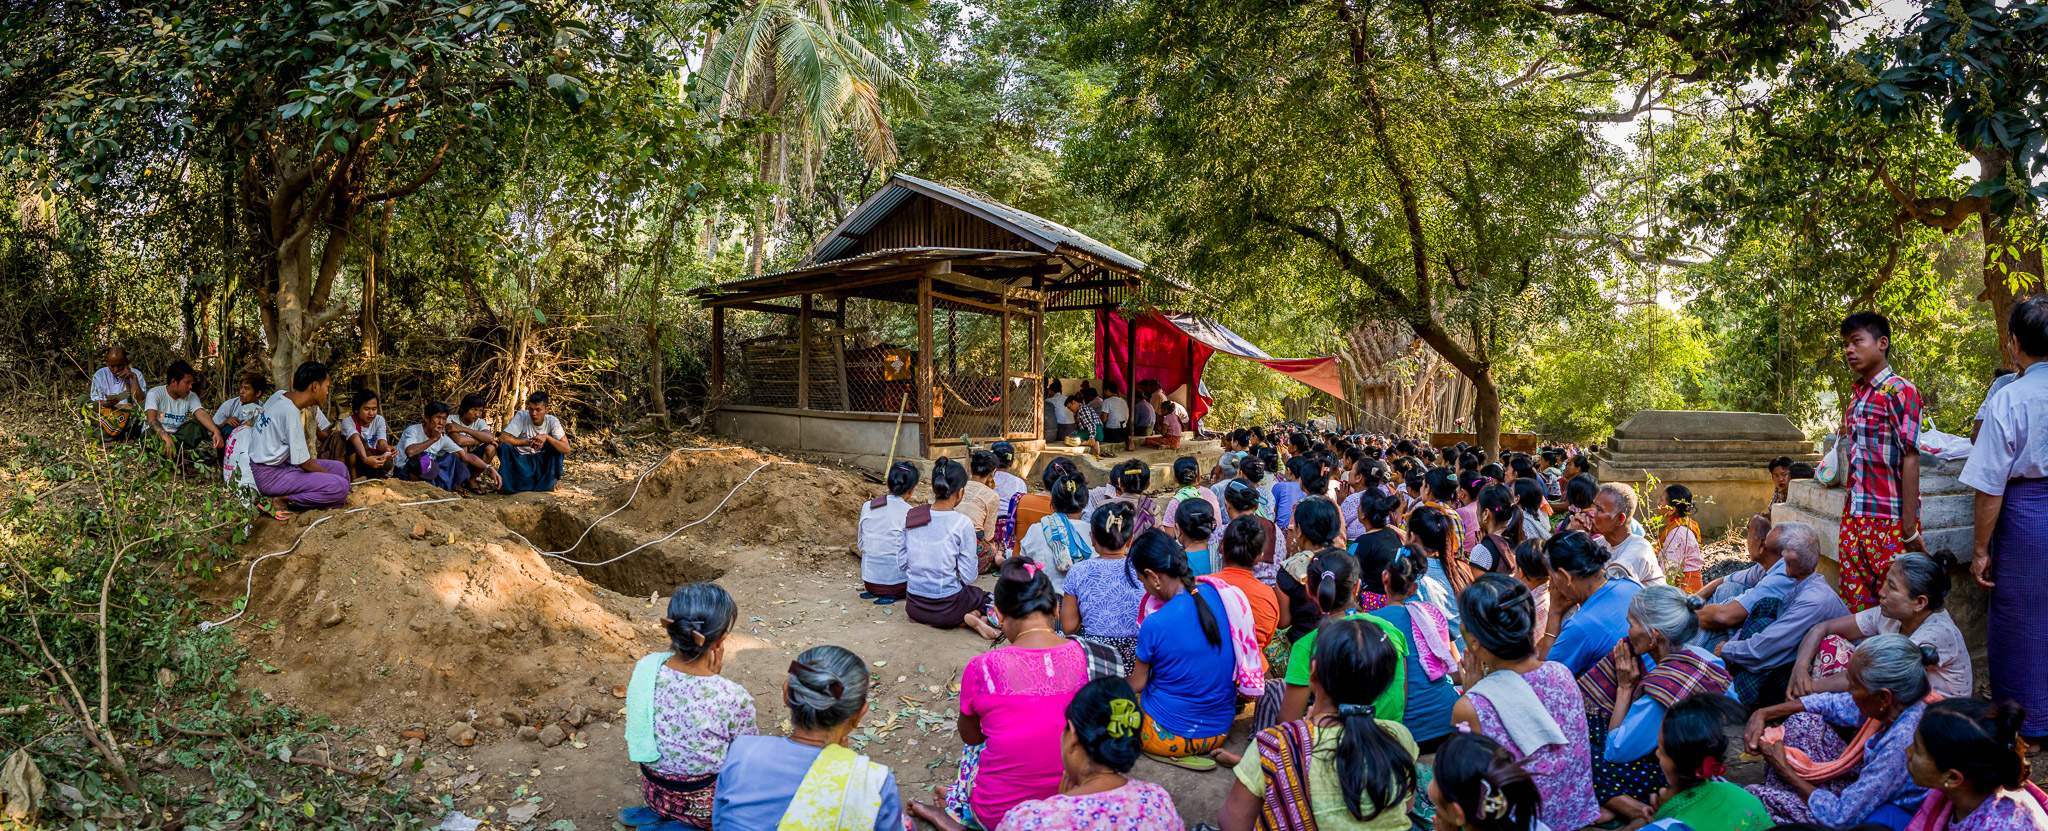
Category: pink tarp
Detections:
[{"x1": 1095, "y1": 311, "x2": 1345, "y2": 423}]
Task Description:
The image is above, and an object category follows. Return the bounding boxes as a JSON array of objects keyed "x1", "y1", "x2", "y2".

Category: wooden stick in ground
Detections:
[{"x1": 884, "y1": 390, "x2": 910, "y2": 472}]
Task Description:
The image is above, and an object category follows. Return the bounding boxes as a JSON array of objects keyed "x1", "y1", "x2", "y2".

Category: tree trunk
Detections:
[
  {"x1": 268, "y1": 233, "x2": 318, "y2": 387},
  {"x1": 1973, "y1": 148, "x2": 2045, "y2": 355},
  {"x1": 362, "y1": 203, "x2": 392, "y2": 394},
  {"x1": 748, "y1": 138, "x2": 772, "y2": 279}
]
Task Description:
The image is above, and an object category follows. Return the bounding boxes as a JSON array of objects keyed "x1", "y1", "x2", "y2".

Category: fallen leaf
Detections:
[{"x1": 505, "y1": 801, "x2": 540, "y2": 823}]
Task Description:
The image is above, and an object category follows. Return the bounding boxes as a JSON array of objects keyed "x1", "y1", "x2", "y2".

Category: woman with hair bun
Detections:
[
  {"x1": 1353, "y1": 540, "x2": 1459, "y2": 753},
  {"x1": 991, "y1": 678, "x2": 1188, "y2": 831},
  {"x1": 619, "y1": 583, "x2": 755, "y2": 829},
  {"x1": 1061, "y1": 502, "x2": 1147, "y2": 674},
  {"x1": 1648, "y1": 694, "x2": 1771, "y2": 831},
  {"x1": 1224, "y1": 618, "x2": 1421, "y2": 831},
  {"x1": 912, "y1": 557, "x2": 1123, "y2": 831},
  {"x1": 1449, "y1": 574, "x2": 1599, "y2": 831},
  {"x1": 1164, "y1": 456, "x2": 1224, "y2": 531},
  {"x1": 1013, "y1": 457, "x2": 1081, "y2": 556},
  {"x1": 1790, "y1": 551, "x2": 1974, "y2": 699},
  {"x1": 1579, "y1": 585, "x2": 1731, "y2": 821},
  {"x1": 856, "y1": 462, "x2": 919, "y2": 603},
  {"x1": 1656, "y1": 484, "x2": 1705, "y2": 593},
  {"x1": 963, "y1": 449, "x2": 1007, "y2": 573},
  {"x1": 1539, "y1": 530, "x2": 1643, "y2": 676},
  {"x1": 713, "y1": 645, "x2": 902, "y2": 831},
  {"x1": 1171, "y1": 497, "x2": 1220, "y2": 576},
  {"x1": 898, "y1": 458, "x2": 1002, "y2": 639},
  {"x1": 1744, "y1": 633, "x2": 1943, "y2": 828},
  {"x1": 1429, "y1": 733, "x2": 1543, "y2": 831},
  {"x1": 1021, "y1": 472, "x2": 1094, "y2": 593},
  {"x1": 1905, "y1": 698, "x2": 2046, "y2": 831}
]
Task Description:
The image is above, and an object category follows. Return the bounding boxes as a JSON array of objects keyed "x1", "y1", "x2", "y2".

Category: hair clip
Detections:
[
  {"x1": 1022, "y1": 562, "x2": 1042, "y2": 577},
  {"x1": 1697, "y1": 757, "x2": 1726, "y2": 779},
  {"x1": 1336, "y1": 702, "x2": 1374, "y2": 718},
  {"x1": 1105, "y1": 698, "x2": 1142, "y2": 738},
  {"x1": 788, "y1": 660, "x2": 845, "y2": 699},
  {"x1": 1479, "y1": 781, "x2": 1508, "y2": 819}
]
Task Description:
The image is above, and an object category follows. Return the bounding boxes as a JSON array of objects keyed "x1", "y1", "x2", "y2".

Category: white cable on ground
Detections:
[
  {"x1": 199, "y1": 516, "x2": 331, "y2": 631},
  {"x1": 506, "y1": 460, "x2": 789, "y2": 567},
  {"x1": 494, "y1": 444, "x2": 745, "y2": 561}
]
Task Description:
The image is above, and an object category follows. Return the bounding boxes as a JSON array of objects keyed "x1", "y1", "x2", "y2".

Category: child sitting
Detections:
[
  {"x1": 619, "y1": 583, "x2": 756, "y2": 831},
  {"x1": 1657, "y1": 484, "x2": 1704, "y2": 593},
  {"x1": 337, "y1": 390, "x2": 395, "y2": 480},
  {"x1": 898, "y1": 458, "x2": 1001, "y2": 639},
  {"x1": 446, "y1": 392, "x2": 500, "y2": 488}
]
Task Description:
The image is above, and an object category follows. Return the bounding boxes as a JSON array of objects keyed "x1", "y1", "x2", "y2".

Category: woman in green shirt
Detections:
[
  {"x1": 1278, "y1": 547, "x2": 1409, "y2": 725},
  {"x1": 1649, "y1": 694, "x2": 1770, "y2": 831},
  {"x1": 1223, "y1": 617, "x2": 1420, "y2": 831}
]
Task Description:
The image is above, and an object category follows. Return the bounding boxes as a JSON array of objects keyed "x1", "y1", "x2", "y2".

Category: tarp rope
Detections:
[{"x1": 200, "y1": 445, "x2": 780, "y2": 629}]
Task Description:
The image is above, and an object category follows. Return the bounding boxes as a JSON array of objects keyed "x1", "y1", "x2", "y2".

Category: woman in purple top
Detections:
[
  {"x1": 1451, "y1": 575, "x2": 1600, "y2": 831},
  {"x1": 1061, "y1": 502, "x2": 1146, "y2": 675},
  {"x1": 1744, "y1": 634, "x2": 1939, "y2": 830},
  {"x1": 1907, "y1": 698, "x2": 2048, "y2": 831}
]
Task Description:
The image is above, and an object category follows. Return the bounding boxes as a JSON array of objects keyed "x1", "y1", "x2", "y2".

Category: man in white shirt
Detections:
[
  {"x1": 497, "y1": 390, "x2": 571, "y2": 493},
  {"x1": 1964, "y1": 296, "x2": 2048, "y2": 741},
  {"x1": 88, "y1": 346, "x2": 147, "y2": 441},
  {"x1": 246, "y1": 361, "x2": 352, "y2": 515},
  {"x1": 1589, "y1": 481, "x2": 1664, "y2": 585},
  {"x1": 143, "y1": 359, "x2": 224, "y2": 464},
  {"x1": 1100, "y1": 380, "x2": 1131, "y2": 444},
  {"x1": 1047, "y1": 383, "x2": 1072, "y2": 440}
]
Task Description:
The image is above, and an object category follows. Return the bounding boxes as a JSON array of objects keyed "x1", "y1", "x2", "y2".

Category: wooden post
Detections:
[
  {"x1": 919, "y1": 265, "x2": 942, "y2": 458},
  {"x1": 833, "y1": 296, "x2": 849, "y2": 410},
  {"x1": 797, "y1": 294, "x2": 813, "y2": 410},
  {"x1": 999, "y1": 306, "x2": 1011, "y2": 440},
  {"x1": 710, "y1": 306, "x2": 726, "y2": 401},
  {"x1": 1184, "y1": 336, "x2": 1197, "y2": 436},
  {"x1": 1124, "y1": 312, "x2": 1138, "y2": 450}
]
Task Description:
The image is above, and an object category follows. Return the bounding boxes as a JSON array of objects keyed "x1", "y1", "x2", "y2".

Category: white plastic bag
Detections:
[
  {"x1": 1815, "y1": 433, "x2": 1843, "y2": 486},
  {"x1": 1917, "y1": 428, "x2": 1974, "y2": 461}
]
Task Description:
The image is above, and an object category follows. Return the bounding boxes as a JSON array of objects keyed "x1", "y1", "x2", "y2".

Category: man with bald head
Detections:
[
  {"x1": 88, "y1": 346, "x2": 146, "y2": 441},
  {"x1": 1716, "y1": 521, "x2": 1849, "y2": 708}
]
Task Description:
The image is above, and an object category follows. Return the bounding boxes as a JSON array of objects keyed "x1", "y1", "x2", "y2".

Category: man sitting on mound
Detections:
[
  {"x1": 498, "y1": 390, "x2": 572, "y2": 493},
  {"x1": 247, "y1": 361, "x2": 353, "y2": 519}
]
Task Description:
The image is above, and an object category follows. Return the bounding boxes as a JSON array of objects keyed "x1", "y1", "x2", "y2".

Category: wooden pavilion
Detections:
[{"x1": 691, "y1": 174, "x2": 1164, "y2": 468}]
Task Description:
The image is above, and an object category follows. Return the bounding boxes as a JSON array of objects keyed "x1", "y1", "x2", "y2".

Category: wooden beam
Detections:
[
  {"x1": 933, "y1": 269, "x2": 1047, "y2": 303},
  {"x1": 1000, "y1": 309, "x2": 1011, "y2": 441},
  {"x1": 918, "y1": 267, "x2": 937, "y2": 459},
  {"x1": 929, "y1": 289, "x2": 1016, "y2": 317},
  {"x1": 720, "y1": 300, "x2": 842, "y2": 322},
  {"x1": 701, "y1": 268, "x2": 925, "y2": 307},
  {"x1": 710, "y1": 306, "x2": 725, "y2": 401},
  {"x1": 797, "y1": 295, "x2": 812, "y2": 410}
]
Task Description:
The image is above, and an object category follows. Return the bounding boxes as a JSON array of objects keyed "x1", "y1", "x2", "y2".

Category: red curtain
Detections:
[{"x1": 1094, "y1": 311, "x2": 1215, "y2": 423}]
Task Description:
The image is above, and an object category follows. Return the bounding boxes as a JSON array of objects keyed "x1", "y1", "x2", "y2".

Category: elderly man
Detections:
[
  {"x1": 1716, "y1": 521, "x2": 1848, "y2": 709},
  {"x1": 1589, "y1": 482, "x2": 1664, "y2": 585},
  {"x1": 1692, "y1": 513, "x2": 1797, "y2": 647},
  {"x1": 88, "y1": 346, "x2": 146, "y2": 441}
]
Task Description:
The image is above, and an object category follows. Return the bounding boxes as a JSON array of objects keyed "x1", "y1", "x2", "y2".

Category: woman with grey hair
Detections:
[
  {"x1": 1787, "y1": 550, "x2": 1974, "y2": 699},
  {"x1": 1742, "y1": 633, "x2": 1941, "y2": 828},
  {"x1": 711, "y1": 646, "x2": 904, "y2": 831},
  {"x1": 1577, "y1": 584, "x2": 1732, "y2": 821}
]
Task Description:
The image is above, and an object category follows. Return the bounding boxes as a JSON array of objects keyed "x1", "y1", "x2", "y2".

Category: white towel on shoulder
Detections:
[{"x1": 1467, "y1": 668, "x2": 1569, "y2": 753}]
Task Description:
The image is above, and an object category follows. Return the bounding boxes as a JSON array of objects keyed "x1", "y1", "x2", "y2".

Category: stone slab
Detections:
[
  {"x1": 1605, "y1": 437, "x2": 1819, "y2": 457},
  {"x1": 1612, "y1": 410, "x2": 1807, "y2": 442}
]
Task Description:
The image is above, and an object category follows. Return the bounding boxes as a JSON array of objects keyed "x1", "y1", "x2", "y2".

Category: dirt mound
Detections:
[
  {"x1": 595, "y1": 447, "x2": 880, "y2": 557},
  {"x1": 206, "y1": 479, "x2": 668, "y2": 731}
]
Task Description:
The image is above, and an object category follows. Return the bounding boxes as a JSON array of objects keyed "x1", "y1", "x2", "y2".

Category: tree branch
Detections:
[{"x1": 364, "y1": 140, "x2": 450, "y2": 203}]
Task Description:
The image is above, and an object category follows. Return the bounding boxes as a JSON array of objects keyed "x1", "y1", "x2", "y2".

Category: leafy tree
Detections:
[
  {"x1": 698, "y1": 0, "x2": 926, "y2": 276},
  {"x1": 3, "y1": 0, "x2": 619, "y2": 382},
  {"x1": 1065, "y1": 0, "x2": 1633, "y2": 452}
]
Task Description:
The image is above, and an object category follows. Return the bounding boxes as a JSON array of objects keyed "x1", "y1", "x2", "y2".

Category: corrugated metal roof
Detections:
[{"x1": 805, "y1": 173, "x2": 1146, "y2": 274}]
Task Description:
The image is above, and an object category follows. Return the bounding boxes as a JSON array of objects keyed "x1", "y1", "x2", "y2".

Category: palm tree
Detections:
[{"x1": 697, "y1": 0, "x2": 924, "y2": 276}]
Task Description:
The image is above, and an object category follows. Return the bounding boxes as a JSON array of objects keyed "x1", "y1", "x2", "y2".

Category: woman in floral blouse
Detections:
[
  {"x1": 619, "y1": 583, "x2": 756, "y2": 830},
  {"x1": 996, "y1": 677, "x2": 1185, "y2": 831}
]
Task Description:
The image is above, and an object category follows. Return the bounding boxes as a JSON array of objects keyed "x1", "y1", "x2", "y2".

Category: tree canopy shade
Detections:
[
  {"x1": 1064, "y1": 0, "x2": 1628, "y2": 453},
  {"x1": 1, "y1": 0, "x2": 646, "y2": 382}
]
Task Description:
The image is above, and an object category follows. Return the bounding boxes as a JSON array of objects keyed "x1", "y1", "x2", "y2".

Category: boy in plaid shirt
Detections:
[{"x1": 1837, "y1": 311, "x2": 1925, "y2": 611}]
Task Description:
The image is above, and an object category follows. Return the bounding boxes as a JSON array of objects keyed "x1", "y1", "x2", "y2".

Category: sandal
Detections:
[
  {"x1": 1145, "y1": 751, "x2": 1216, "y2": 771},
  {"x1": 266, "y1": 501, "x2": 295, "y2": 522},
  {"x1": 618, "y1": 807, "x2": 661, "y2": 827}
]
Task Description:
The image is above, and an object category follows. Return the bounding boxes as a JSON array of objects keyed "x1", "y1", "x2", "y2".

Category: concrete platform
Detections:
[
  {"x1": 1592, "y1": 410, "x2": 1820, "y2": 534},
  {"x1": 1026, "y1": 438, "x2": 1225, "y2": 488}
]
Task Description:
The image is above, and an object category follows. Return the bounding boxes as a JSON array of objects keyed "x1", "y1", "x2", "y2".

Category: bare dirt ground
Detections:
[{"x1": 189, "y1": 434, "x2": 1239, "y2": 830}]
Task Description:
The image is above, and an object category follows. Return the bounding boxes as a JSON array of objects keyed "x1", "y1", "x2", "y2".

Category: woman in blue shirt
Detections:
[
  {"x1": 1128, "y1": 529, "x2": 1238, "y2": 771},
  {"x1": 1357, "y1": 540, "x2": 1461, "y2": 753},
  {"x1": 1539, "y1": 530, "x2": 1643, "y2": 676}
]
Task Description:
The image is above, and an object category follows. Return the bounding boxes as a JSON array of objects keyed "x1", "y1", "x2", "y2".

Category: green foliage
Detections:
[
  {"x1": 0, "y1": 431, "x2": 440, "y2": 828},
  {"x1": 1838, "y1": 0, "x2": 2048, "y2": 212},
  {"x1": 1501, "y1": 304, "x2": 1709, "y2": 443}
]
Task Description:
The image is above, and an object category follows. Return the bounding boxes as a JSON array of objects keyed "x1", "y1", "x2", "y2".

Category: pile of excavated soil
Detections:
[
  {"x1": 593, "y1": 447, "x2": 881, "y2": 562},
  {"x1": 204, "y1": 479, "x2": 669, "y2": 734}
]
